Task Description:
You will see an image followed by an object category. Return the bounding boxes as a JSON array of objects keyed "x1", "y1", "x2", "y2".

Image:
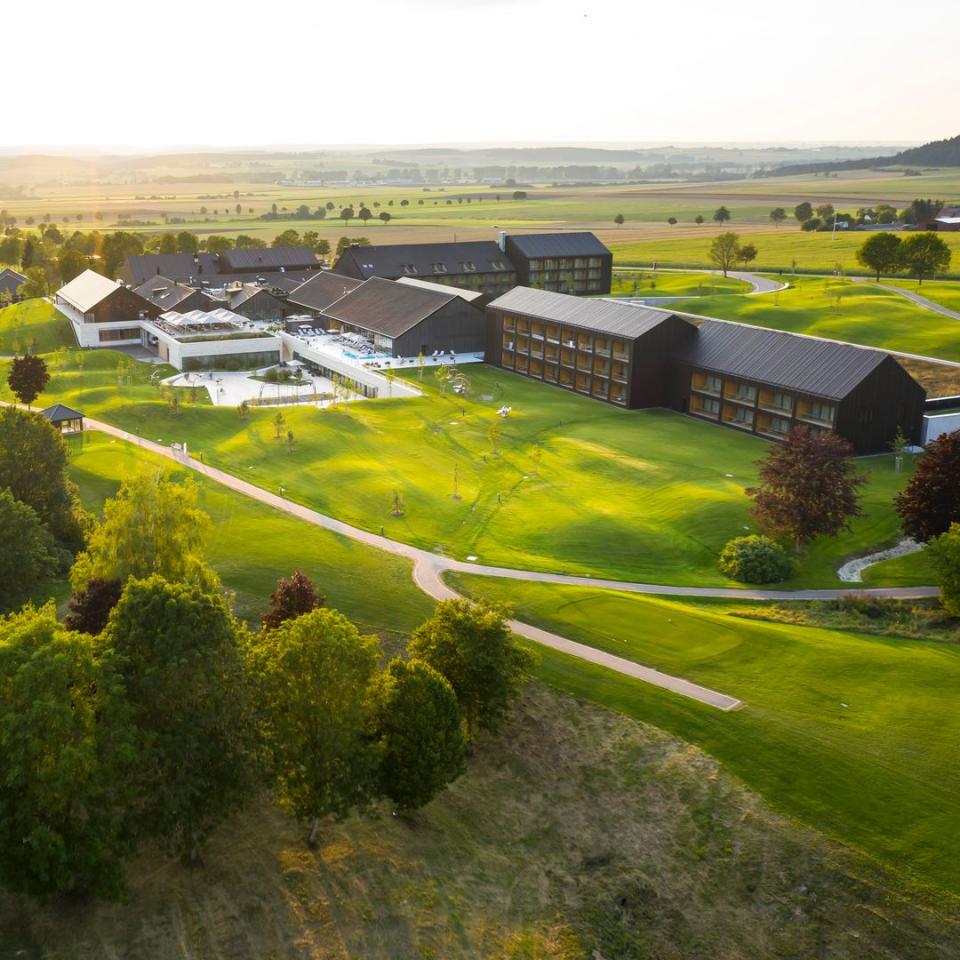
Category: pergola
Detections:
[{"x1": 39, "y1": 403, "x2": 84, "y2": 435}]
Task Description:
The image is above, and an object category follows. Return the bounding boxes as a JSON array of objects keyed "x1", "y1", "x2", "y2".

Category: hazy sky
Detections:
[{"x1": 11, "y1": 0, "x2": 957, "y2": 149}]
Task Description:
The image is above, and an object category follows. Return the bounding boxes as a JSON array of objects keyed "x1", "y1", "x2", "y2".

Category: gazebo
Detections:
[{"x1": 39, "y1": 403, "x2": 84, "y2": 435}]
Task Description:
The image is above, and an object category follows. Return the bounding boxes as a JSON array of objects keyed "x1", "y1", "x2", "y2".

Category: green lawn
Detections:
[
  {"x1": 0, "y1": 298, "x2": 75, "y2": 355},
  {"x1": 672, "y1": 276, "x2": 960, "y2": 361},
  {"x1": 449, "y1": 574, "x2": 960, "y2": 895},
  {"x1": 64, "y1": 433, "x2": 434, "y2": 633},
  {"x1": 609, "y1": 270, "x2": 749, "y2": 298},
  {"x1": 3, "y1": 339, "x2": 927, "y2": 589},
  {"x1": 611, "y1": 229, "x2": 960, "y2": 277}
]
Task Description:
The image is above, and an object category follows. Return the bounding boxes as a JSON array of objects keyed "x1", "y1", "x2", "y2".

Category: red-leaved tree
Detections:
[
  {"x1": 7, "y1": 354, "x2": 49, "y2": 408},
  {"x1": 746, "y1": 428, "x2": 865, "y2": 551},
  {"x1": 261, "y1": 570, "x2": 325, "y2": 631},
  {"x1": 894, "y1": 430, "x2": 960, "y2": 542}
]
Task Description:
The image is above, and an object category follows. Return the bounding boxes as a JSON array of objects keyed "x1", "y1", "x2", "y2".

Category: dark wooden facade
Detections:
[
  {"x1": 485, "y1": 288, "x2": 925, "y2": 453},
  {"x1": 486, "y1": 301, "x2": 694, "y2": 409}
]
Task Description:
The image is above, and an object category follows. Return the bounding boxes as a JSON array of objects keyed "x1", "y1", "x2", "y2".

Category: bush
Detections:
[
  {"x1": 718, "y1": 535, "x2": 793, "y2": 584},
  {"x1": 801, "y1": 217, "x2": 822, "y2": 232}
]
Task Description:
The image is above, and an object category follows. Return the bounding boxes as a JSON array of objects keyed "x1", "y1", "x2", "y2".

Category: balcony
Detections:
[{"x1": 722, "y1": 402, "x2": 755, "y2": 431}]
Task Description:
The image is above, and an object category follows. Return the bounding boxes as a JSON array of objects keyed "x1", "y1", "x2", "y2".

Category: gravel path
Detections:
[{"x1": 77, "y1": 418, "x2": 942, "y2": 710}]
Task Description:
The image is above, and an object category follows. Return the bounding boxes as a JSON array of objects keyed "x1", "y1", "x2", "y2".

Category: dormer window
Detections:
[
  {"x1": 402, "y1": 264, "x2": 418, "y2": 275},
  {"x1": 432, "y1": 262, "x2": 448, "y2": 273},
  {"x1": 460, "y1": 261, "x2": 476, "y2": 272}
]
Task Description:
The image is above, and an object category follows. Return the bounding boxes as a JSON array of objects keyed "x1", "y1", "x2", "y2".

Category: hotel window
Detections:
[
  {"x1": 502, "y1": 314, "x2": 515, "y2": 331},
  {"x1": 700, "y1": 397, "x2": 720, "y2": 416},
  {"x1": 808, "y1": 401, "x2": 835, "y2": 423},
  {"x1": 768, "y1": 415, "x2": 790, "y2": 435}
]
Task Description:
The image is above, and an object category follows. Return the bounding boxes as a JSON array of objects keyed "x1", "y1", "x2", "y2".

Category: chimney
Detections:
[{"x1": 498, "y1": 230, "x2": 506, "y2": 252}]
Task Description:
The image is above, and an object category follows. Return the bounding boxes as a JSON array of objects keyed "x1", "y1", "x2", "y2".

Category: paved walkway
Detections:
[
  {"x1": 851, "y1": 277, "x2": 960, "y2": 321},
  {"x1": 77, "y1": 417, "x2": 941, "y2": 712}
]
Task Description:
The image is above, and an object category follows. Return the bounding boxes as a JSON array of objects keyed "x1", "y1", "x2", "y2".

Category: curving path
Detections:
[
  {"x1": 851, "y1": 277, "x2": 960, "y2": 321},
  {"x1": 76, "y1": 417, "x2": 942, "y2": 712}
]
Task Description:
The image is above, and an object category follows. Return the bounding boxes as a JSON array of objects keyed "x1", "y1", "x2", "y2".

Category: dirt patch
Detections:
[{"x1": 2, "y1": 684, "x2": 957, "y2": 960}]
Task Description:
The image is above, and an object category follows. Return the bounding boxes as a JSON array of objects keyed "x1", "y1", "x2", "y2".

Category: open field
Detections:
[
  {"x1": 450, "y1": 575, "x2": 960, "y2": 895},
  {"x1": 1, "y1": 332, "x2": 927, "y2": 589},
  {"x1": 5, "y1": 683, "x2": 958, "y2": 960},
  {"x1": 611, "y1": 228, "x2": 960, "y2": 275},
  {"x1": 672, "y1": 276, "x2": 960, "y2": 363},
  {"x1": 65, "y1": 433, "x2": 434, "y2": 632}
]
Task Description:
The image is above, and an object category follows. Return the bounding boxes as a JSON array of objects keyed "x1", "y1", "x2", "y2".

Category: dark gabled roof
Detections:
[
  {"x1": 322, "y1": 277, "x2": 460, "y2": 338},
  {"x1": 287, "y1": 271, "x2": 362, "y2": 312},
  {"x1": 504, "y1": 231, "x2": 610, "y2": 259},
  {"x1": 133, "y1": 275, "x2": 213, "y2": 310},
  {"x1": 228, "y1": 284, "x2": 287, "y2": 310},
  {"x1": 125, "y1": 253, "x2": 221, "y2": 285},
  {"x1": 678, "y1": 319, "x2": 889, "y2": 400},
  {"x1": 334, "y1": 241, "x2": 513, "y2": 279},
  {"x1": 220, "y1": 246, "x2": 319, "y2": 271},
  {"x1": 0, "y1": 267, "x2": 26, "y2": 294},
  {"x1": 40, "y1": 403, "x2": 83, "y2": 422},
  {"x1": 487, "y1": 286, "x2": 682, "y2": 338}
]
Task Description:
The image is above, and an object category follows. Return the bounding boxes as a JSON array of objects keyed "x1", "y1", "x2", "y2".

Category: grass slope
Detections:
[
  {"x1": 608, "y1": 270, "x2": 749, "y2": 297},
  {"x1": 4, "y1": 344, "x2": 926, "y2": 588},
  {"x1": 0, "y1": 299, "x2": 74, "y2": 355},
  {"x1": 450, "y1": 575, "x2": 960, "y2": 894},
  {"x1": 673, "y1": 276, "x2": 960, "y2": 361},
  {"x1": 3, "y1": 685, "x2": 958, "y2": 960},
  {"x1": 65, "y1": 433, "x2": 433, "y2": 632}
]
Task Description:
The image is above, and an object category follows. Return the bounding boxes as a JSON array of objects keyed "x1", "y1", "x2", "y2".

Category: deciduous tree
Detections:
[
  {"x1": 64, "y1": 577, "x2": 123, "y2": 635},
  {"x1": 928, "y1": 523, "x2": 960, "y2": 616},
  {"x1": 712, "y1": 205, "x2": 731, "y2": 224},
  {"x1": 70, "y1": 472, "x2": 218, "y2": 591},
  {"x1": 708, "y1": 232, "x2": 756, "y2": 277},
  {"x1": 247, "y1": 608, "x2": 380, "y2": 845},
  {"x1": 794, "y1": 201, "x2": 813, "y2": 223},
  {"x1": 900, "y1": 231, "x2": 951, "y2": 285},
  {"x1": 894, "y1": 430, "x2": 960, "y2": 541},
  {"x1": 0, "y1": 407, "x2": 85, "y2": 551},
  {"x1": 856, "y1": 232, "x2": 903, "y2": 281},
  {"x1": 369, "y1": 658, "x2": 466, "y2": 812},
  {"x1": 0, "y1": 489, "x2": 58, "y2": 612},
  {"x1": 747, "y1": 427, "x2": 865, "y2": 551},
  {"x1": 261, "y1": 570, "x2": 325, "y2": 630},
  {"x1": 769, "y1": 207, "x2": 787, "y2": 227},
  {"x1": 409, "y1": 599, "x2": 532, "y2": 737},
  {"x1": 7, "y1": 353, "x2": 49, "y2": 406},
  {"x1": 105, "y1": 576, "x2": 252, "y2": 860},
  {"x1": 0, "y1": 605, "x2": 137, "y2": 899}
]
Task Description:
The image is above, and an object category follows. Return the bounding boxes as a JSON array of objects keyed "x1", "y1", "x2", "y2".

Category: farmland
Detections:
[
  {"x1": 449, "y1": 574, "x2": 960, "y2": 895},
  {"x1": 2, "y1": 158, "x2": 960, "y2": 265}
]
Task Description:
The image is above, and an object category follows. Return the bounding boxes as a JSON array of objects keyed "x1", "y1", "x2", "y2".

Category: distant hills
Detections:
[{"x1": 763, "y1": 134, "x2": 960, "y2": 177}]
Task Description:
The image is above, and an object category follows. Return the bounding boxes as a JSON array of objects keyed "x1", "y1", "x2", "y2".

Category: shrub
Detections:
[
  {"x1": 800, "y1": 217, "x2": 822, "y2": 232},
  {"x1": 718, "y1": 535, "x2": 793, "y2": 584}
]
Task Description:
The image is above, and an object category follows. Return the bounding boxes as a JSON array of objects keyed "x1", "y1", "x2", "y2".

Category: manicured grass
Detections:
[
  {"x1": 672, "y1": 276, "x2": 960, "y2": 361},
  {"x1": 609, "y1": 270, "x2": 748, "y2": 298},
  {"x1": 6, "y1": 345, "x2": 926, "y2": 588},
  {"x1": 611, "y1": 229, "x2": 960, "y2": 276},
  {"x1": 449, "y1": 574, "x2": 960, "y2": 894},
  {"x1": 0, "y1": 298, "x2": 74, "y2": 355},
  {"x1": 65, "y1": 433, "x2": 434, "y2": 633}
]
